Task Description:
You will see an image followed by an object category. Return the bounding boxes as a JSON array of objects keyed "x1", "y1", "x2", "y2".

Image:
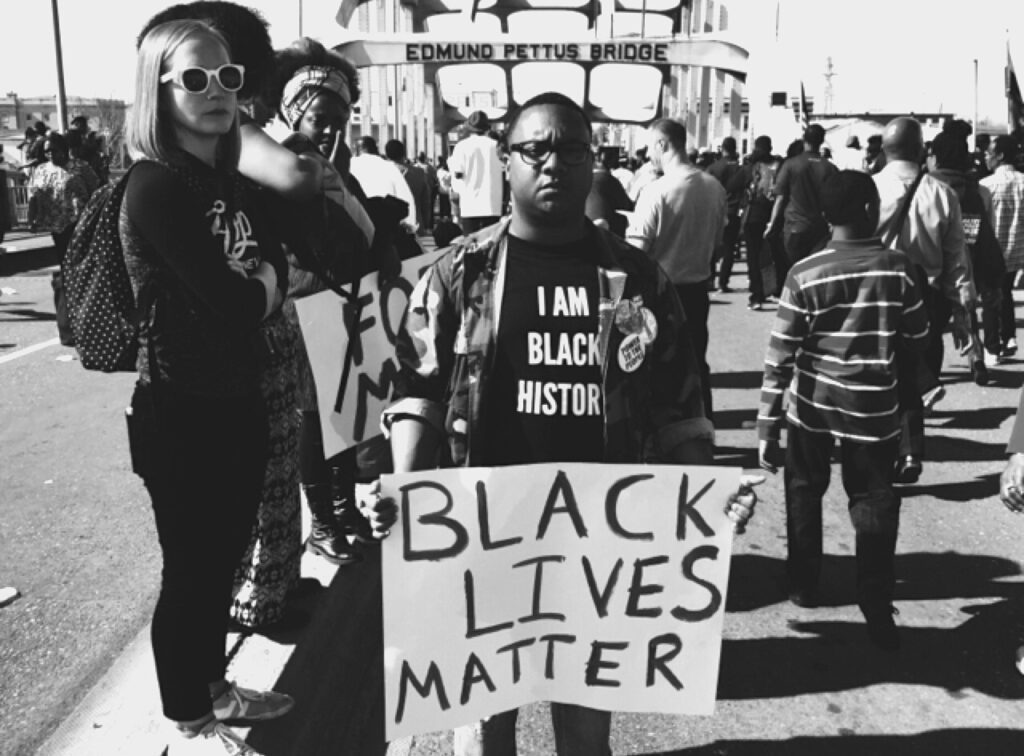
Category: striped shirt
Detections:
[
  {"x1": 979, "y1": 164, "x2": 1024, "y2": 272},
  {"x1": 757, "y1": 239, "x2": 929, "y2": 443}
]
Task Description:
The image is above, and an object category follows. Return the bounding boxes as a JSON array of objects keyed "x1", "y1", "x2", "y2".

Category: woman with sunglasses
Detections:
[{"x1": 124, "y1": 20, "x2": 292, "y2": 756}]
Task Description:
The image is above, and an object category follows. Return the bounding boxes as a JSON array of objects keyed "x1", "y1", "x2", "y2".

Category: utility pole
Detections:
[
  {"x1": 50, "y1": 0, "x2": 68, "y2": 132},
  {"x1": 973, "y1": 58, "x2": 979, "y2": 150},
  {"x1": 823, "y1": 56, "x2": 835, "y2": 114}
]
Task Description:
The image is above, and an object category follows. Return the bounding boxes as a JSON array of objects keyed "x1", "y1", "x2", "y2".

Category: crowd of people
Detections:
[{"x1": 10, "y1": 1, "x2": 1023, "y2": 754}]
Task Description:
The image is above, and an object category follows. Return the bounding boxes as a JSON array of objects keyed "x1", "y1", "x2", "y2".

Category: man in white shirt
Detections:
[
  {"x1": 873, "y1": 117, "x2": 975, "y2": 484},
  {"x1": 627, "y1": 117, "x2": 726, "y2": 419},
  {"x1": 448, "y1": 110, "x2": 503, "y2": 235},
  {"x1": 350, "y1": 136, "x2": 418, "y2": 232}
]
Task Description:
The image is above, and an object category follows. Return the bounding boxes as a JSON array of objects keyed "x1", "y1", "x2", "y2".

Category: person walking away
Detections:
[
  {"x1": 732, "y1": 136, "x2": 783, "y2": 309},
  {"x1": 584, "y1": 146, "x2": 632, "y2": 238},
  {"x1": 627, "y1": 117, "x2": 726, "y2": 420},
  {"x1": 873, "y1": 117, "x2": 975, "y2": 484},
  {"x1": 381, "y1": 90, "x2": 760, "y2": 756},
  {"x1": 386, "y1": 139, "x2": 432, "y2": 235},
  {"x1": 758, "y1": 170, "x2": 929, "y2": 651},
  {"x1": 123, "y1": 20, "x2": 294, "y2": 755},
  {"x1": 927, "y1": 131, "x2": 1003, "y2": 385},
  {"x1": 448, "y1": 110, "x2": 503, "y2": 235},
  {"x1": 765, "y1": 123, "x2": 838, "y2": 266},
  {"x1": 708, "y1": 136, "x2": 743, "y2": 292},
  {"x1": 350, "y1": 135, "x2": 418, "y2": 233},
  {"x1": 979, "y1": 135, "x2": 1024, "y2": 364},
  {"x1": 436, "y1": 156, "x2": 453, "y2": 222},
  {"x1": 27, "y1": 132, "x2": 91, "y2": 346},
  {"x1": 863, "y1": 134, "x2": 886, "y2": 175},
  {"x1": 415, "y1": 151, "x2": 438, "y2": 229}
]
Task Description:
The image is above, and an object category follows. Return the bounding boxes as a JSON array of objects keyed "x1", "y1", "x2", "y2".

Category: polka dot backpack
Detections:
[{"x1": 64, "y1": 164, "x2": 145, "y2": 372}]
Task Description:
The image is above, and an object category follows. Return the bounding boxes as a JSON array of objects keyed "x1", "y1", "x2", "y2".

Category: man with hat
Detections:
[{"x1": 449, "y1": 109, "x2": 504, "y2": 235}]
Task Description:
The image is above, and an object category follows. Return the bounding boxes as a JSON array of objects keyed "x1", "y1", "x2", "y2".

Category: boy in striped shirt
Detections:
[{"x1": 757, "y1": 170, "x2": 929, "y2": 651}]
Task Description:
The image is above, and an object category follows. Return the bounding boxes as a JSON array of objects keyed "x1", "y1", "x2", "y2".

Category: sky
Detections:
[{"x1": 0, "y1": 0, "x2": 1020, "y2": 126}]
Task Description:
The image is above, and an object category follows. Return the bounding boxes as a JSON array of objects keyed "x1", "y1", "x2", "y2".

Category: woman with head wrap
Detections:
[{"x1": 265, "y1": 37, "x2": 404, "y2": 565}]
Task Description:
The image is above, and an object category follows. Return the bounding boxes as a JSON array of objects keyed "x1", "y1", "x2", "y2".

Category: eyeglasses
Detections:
[
  {"x1": 160, "y1": 64, "x2": 245, "y2": 95},
  {"x1": 508, "y1": 140, "x2": 592, "y2": 166}
]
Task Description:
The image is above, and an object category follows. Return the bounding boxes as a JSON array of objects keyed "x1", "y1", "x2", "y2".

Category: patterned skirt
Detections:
[{"x1": 230, "y1": 311, "x2": 303, "y2": 628}]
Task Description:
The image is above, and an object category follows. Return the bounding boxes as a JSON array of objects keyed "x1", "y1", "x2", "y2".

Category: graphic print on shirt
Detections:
[
  {"x1": 517, "y1": 283, "x2": 603, "y2": 417},
  {"x1": 207, "y1": 198, "x2": 260, "y2": 270},
  {"x1": 483, "y1": 236, "x2": 604, "y2": 465}
]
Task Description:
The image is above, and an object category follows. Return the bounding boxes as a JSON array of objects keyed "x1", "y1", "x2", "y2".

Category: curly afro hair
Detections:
[{"x1": 136, "y1": 1, "x2": 273, "y2": 101}]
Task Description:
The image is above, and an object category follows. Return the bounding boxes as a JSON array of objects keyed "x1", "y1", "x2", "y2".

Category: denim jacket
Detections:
[{"x1": 382, "y1": 217, "x2": 714, "y2": 466}]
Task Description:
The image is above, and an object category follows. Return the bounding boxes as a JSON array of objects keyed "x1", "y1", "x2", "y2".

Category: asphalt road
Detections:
[
  {"x1": 3, "y1": 254, "x2": 1024, "y2": 756},
  {"x1": 0, "y1": 265, "x2": 158, "y2": 756}
]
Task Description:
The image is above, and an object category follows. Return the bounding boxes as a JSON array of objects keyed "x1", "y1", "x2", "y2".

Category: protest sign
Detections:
[
  {"x1": 294, "y1": 249, "x2": 444, "y2": 459},
  {"x1": 380, "y1": 462, "x2": 741, "y2": 741}
]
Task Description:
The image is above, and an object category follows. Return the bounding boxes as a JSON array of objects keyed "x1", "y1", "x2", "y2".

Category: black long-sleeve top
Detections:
[{"x1": 121, "y1": 151, "x2": 286, "y2": 397}]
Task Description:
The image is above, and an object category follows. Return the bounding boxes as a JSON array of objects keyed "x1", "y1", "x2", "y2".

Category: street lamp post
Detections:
[{"x1": 50, "y1": 0, "x2": 69, "y2": 132}]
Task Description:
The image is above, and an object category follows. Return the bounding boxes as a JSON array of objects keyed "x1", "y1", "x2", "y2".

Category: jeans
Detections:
[
  {"x1": 130, "y1": 383, "x2": 268, "y2": 721},
  {"x1": 453, "y1": 704, "x2": 611, "y2": 756},
  {"x1": 673, "y1": 282, "x2": 713, "y2": 420},
  {"x1": 784, "y1": 424, "x2": 901, "y2": 612}
]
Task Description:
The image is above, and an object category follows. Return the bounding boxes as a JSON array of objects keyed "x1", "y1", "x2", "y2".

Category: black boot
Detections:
[{"x1": 303, "y1": 484, "x2": 360, "y2": 566}]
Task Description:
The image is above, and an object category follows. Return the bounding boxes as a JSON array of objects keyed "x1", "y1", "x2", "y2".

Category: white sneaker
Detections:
[
  {"x1": 212, "y1": 682, "x2": 294, "y2": 723},
  {"x1": 984, "y1": 349, "x2": 1004, "y2": 367},
  {"x1": 167, "y1": 721, "x2": 264, "y2": 755},
  {"x1": 1003, "y1": 338, "x2": 1018, "y2": 357}
]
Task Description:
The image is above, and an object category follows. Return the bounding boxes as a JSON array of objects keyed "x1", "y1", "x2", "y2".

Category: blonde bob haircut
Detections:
[{"x1": 127, "y1": 19, "x2": 241, "y2": 167}]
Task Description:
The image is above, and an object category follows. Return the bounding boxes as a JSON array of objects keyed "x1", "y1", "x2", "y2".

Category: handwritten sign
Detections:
[
  {"x1": 294, "y1": 249, "x2": 444, "y2": 459},
  {"x1": 380, "y1": 463, "x2": 741, "y2": 741}
]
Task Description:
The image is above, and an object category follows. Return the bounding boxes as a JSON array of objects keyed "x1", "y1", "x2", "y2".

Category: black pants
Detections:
[
  {"x1": 899, "y1": 283, "x2": 952, "y2": 458},
  {"x1": 784, "y1": 424, "x2": 901, "y2": 612},
  {"x1": 976, "y1": 285, "x2": 1002, "y2": 354},
  {"x1": 460, "y1": 215, "x2": 499, "y2": 235},
  {"x1": 674, "y1": 282, "x2": 713, "y2": 420},
  {"x1": 51, "y1": 226, "x2": 76, "y2": 345},
  {"x1": 715, "y1": 214, "x2": 741, "y2": 288},
  {"x1": 130, "y1": 383, "x2": 268, "y2": 721},
  {"x1": 438, "y1": 192, "x2": 451, "y2": 220},
  {"x1": 998, "y1": 272, "x2": 1018, "y2": 349},
  {"x1": 783, "y1": 221, "x2": 830, "y2": 265}
]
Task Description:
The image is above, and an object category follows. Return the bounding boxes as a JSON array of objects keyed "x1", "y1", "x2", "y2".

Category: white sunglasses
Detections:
[{"x1": 159, "y1": 64, "x2": 245, "y2": 95}]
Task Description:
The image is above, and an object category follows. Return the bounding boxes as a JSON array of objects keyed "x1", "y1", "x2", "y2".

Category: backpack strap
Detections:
[{"x1": 882, "y1": 169, "x2": 925, "y2": 248}]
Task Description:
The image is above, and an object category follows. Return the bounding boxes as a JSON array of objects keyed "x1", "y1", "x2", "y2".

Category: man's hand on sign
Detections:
[
  {"x1": 725, "y1": 475, "x2": 764, "y2": 535},
  {"x1": 758, "y1": 439, "x2": 784, "y2": 474},
  {"x1": 361, "y1": 479, "x2": 399, "y2": 538}
]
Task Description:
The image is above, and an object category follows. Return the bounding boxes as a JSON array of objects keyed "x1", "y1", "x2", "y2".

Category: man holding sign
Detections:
[{"x1": 375, "y1": 92, "x2": 760, "y2": 755}]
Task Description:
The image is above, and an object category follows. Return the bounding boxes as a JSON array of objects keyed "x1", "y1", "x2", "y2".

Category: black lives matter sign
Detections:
[{"x1": 380, "y1": 462, "x2": 741, "y2": 740}]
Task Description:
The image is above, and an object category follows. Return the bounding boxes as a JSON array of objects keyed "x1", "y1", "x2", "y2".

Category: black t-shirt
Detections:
[{"x1": 479, "y1": 233, "x2": 604, "y2": 466}]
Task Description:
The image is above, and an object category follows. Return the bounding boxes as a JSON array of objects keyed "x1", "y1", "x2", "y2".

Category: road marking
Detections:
[{"x1": 0, "y1": 337, "x2": 61, "y2": 365}]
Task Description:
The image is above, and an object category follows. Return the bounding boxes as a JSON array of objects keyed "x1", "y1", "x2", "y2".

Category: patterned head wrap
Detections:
[{"x1": 279, "y1": 66, "x2": 352, "y2": 128}]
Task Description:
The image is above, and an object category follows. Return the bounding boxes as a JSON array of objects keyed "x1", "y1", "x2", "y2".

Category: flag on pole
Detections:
[
  {"x1": 799, "y1": 81, "x2": 810, "y2": 131},
  {"x1": 1007, "y1": 43, "x2": 1024, "y2": 134}
]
